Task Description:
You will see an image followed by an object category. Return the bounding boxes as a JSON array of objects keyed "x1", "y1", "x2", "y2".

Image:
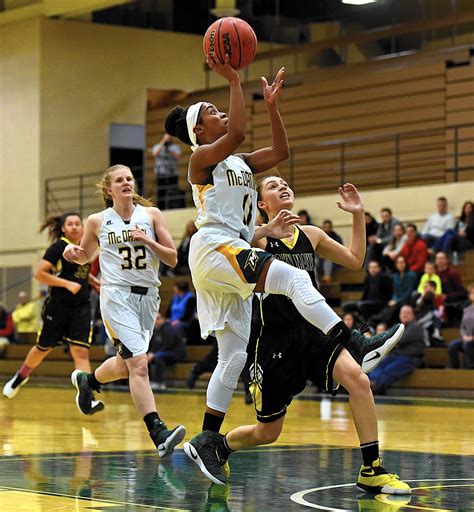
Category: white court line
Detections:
[{"x1": 290, "y1": 478, "x2": 474, "y2": 511}]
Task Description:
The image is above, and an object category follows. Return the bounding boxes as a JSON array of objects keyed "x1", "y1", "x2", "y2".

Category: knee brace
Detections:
[{"x1": 220, "y1": 351, "x2": 247, "y2": 390}]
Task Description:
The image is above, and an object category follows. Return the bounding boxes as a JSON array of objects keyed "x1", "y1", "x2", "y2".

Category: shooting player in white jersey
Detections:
[
  {"x1": 164, "y1": 54, "x2": 404, "y2": 483},
  {"x1": 63, "y1": 164, "x2": 185, "y2": 458}
]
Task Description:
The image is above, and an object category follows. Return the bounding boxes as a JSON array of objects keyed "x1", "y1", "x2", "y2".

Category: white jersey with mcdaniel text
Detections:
[
  {"x1": 189, "y1": 154, "x2": 257, "y2": 243},
  {"x1": 98, "y1": 204, "x2": 161, "y2": 288}
]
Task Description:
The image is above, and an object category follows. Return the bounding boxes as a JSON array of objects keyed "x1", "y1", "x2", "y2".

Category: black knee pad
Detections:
[{"x1": 328, "y1": 320, "x2": 351, "y2": 348}]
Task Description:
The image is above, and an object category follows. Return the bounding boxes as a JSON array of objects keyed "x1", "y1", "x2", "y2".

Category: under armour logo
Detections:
[
  {"x1": 269, "y1": 241, "x2": 279, "y2": 248},
  {"x1": 244, "y1": 250, "x2": 259, "y2": 271},
  {"x1": 46, "y1": 315, "x2": 53, "y2": 321},
  {"x1": 106, "y1": 220, "x2": 112, "y2": 225},
  {"x1": 272, "y1": 352, "x2": 282, "y2": 359}
]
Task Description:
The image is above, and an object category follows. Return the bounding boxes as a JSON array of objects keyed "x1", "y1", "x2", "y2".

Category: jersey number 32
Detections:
[{"x1": 119, "y1": 245, "x2": 147, "y2": 270}]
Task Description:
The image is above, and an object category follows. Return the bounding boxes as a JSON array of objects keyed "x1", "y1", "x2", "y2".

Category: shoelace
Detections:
[{"x1": 359, "y1": 322, "x2": 370, "y2": 335}]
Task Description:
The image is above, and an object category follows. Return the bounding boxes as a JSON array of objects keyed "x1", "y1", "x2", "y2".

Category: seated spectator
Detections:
[
  {"x1": 366, "y1": 208, "x2": 400, "y2": 266},
  {"x1": 381, "y1": 223, "x2": 406, "y2": 271},
  {"x1": 147, "y1": 313, "x2": 186, "y2": 391},
  {"x1": 372, "y1": 255, "x2": 418, "y2": 326},
  {"x1": 450, "y1": 200, "x2": 474, "y2": 263},
  {"x1": 399, "y1": 224, "x2": 428, "y2": 276},
  {"x1": 166, "y1": 281, "x2": 196, "y2": 340},
  {"x1": 412, "y1": 280, "x2": 445, "y2": 344},
  {"x1": 368, "y1": 305, "x2": 427, "y2": 395},
  {"x1": 317, "y1": 219, "x2": 343, "y2": 283},
  {"x1": 448, "y1": 283, "x2": 474, "y2": 369},
  {"x1": 0, "y1": 304, "x2": 15, "y2": 353},
  {"x1": 435, "y1": 251, "x2": 468, "y2": 325},
  {"x1": 417, "y1": 260, "x2": 442, "y2": 296},
  {"x1": 422, "y1": 196, "x2": 455, "y2": 251},
  {"x1": 297, "y1": 209, "x2": 314, "y2": 225},
  {"x1": 365, "y1": 212, "x2": 379, "y2": 246},
  {"x1": 342, "y1": 260, "x2": 392, "y2": 322},
  {"x1": 11, "y1": 291, "x2": 38, "y2": 344}
]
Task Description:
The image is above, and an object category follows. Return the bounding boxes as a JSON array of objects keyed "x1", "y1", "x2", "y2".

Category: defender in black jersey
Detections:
[
  {"x1": 203, "y1": 177, "x2": 410, "y2": 494},
  {"x1": 2, "y1": 213, "x2": 103, "y2": 414}
]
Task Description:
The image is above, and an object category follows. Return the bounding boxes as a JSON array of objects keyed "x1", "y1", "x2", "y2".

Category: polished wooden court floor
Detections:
[{"x1": 0, "y1": 384, "x2": 473, "y2": 511}]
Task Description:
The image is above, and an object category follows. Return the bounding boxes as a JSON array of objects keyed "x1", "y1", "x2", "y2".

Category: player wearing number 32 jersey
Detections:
[{"x1": 62, "y1": 164, "x2": 185, "y2": 458}]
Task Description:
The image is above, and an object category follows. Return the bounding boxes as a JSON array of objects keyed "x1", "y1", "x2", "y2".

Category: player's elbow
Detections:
[{"x1": 167, "y1": 251, "x2": 178, "y2": 268}]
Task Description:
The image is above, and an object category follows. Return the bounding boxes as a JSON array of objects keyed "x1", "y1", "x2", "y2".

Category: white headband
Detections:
[{"x1": 186, "y1": 102, "x2": 204, "y2": 152}]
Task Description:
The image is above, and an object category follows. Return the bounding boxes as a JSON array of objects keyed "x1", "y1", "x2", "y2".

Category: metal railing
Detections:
[{"x1": 45, "y1": 123, "x2": 474, "y2": 216}]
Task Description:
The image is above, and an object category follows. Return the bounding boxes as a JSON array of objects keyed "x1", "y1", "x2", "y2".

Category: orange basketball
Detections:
[{"x1": 203, "y1": 17, "x2": 257, "y2": 70}]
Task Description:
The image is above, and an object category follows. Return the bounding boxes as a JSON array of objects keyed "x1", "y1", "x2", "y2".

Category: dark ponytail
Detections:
[
  {"x1": 39, "y1": 212, "x2": 82, "y2": 242},
  {"x1": 164, "y1": 106, "x2": 192, "y2": 145}
]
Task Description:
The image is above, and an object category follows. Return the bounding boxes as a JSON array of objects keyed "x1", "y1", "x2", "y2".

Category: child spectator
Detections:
[{"x1": 417, "y1": 260, "x2": 442, "y2": 296}]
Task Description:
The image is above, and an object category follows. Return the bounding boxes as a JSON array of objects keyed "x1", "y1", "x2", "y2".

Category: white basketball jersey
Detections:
[
  {"x1": 190, "y1": 154, "x2": 257, "y2": 242},
  {"x1": 98, "y1": 204, "x2": 161, "y2": 288}
]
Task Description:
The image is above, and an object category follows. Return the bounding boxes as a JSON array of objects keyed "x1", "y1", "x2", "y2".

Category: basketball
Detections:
[{"x1": 203, "y1": 17, "x2": 257, "y2": 70}]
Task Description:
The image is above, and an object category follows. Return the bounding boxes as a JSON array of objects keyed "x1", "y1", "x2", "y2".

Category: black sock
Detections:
[
  {"x1": 328, "y1": 320, "x2": 351, "y2": 348},
  {"x1": 87, "y1": 371, "x2": 102, "y2": 391},
  {"x1": 144, "y1": 412, "x2": 162, "y2": 433},
  {"x1": 360, "y1": 441, "x2": 379, "y2": 466},
  {"x1": 218, "y1": 435, "x2": 234, "y2": 459},
  {"x1": 202, "y1": 412, "x2": 224, "y2": 433}
]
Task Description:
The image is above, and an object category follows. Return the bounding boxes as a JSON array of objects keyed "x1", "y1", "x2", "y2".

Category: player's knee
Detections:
[
  {"x1": 130, "y1": 357, "x2": 149, "y2": 379},
  {"x1": 328, "y1": 320, "x2": 351, "y2": 348},
  {"x1": 347, "y1": 366, "x2": 371, "y2": 395},
  {"x1": 70, "y1": 345, "x2": 89, "y2": 362},
  {"x1": 256, "y1": 424, "x2": 281, "y2": 445},
  {"x1": 219, "y1": 351, "x2": 247, "y2": 390}
]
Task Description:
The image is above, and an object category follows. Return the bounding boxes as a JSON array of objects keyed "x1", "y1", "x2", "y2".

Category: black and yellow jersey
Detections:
[
  {"x1": 261, "y1": 225, "x2": 317, "y2": 325},
  {"x1": 42, "y1": 237, "x2": 91, "y2": 305}
]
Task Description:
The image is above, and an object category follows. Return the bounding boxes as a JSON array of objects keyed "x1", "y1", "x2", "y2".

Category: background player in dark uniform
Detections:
[
  {"x1": 3, "y1": 212, "x2": 103, "y2": 414},
  {"x1": 196, "y1": 177, "x2": 410, "y2": 495}
]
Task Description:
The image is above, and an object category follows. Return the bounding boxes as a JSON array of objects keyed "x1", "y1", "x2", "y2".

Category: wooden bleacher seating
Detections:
[{"x1": 1, "y1": 252, "x2": 473, "y2": 397}]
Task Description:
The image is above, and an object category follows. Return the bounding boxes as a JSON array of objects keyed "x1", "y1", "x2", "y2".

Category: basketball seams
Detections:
[
  {"x1": 216, "y1": 18, "x2": 224, "y2": 64},
  {"x1": 231, "y1": 18, "x2": 242, "y2": 69}
]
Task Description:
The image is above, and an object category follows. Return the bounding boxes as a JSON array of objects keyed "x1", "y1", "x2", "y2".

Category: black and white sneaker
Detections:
[
  {"x1": 3, "y1": 372, "x2": 29, "y2": 399},
  {"x1": 150, "y1": 421, "x2": 186, "y2": 458},
  {"x1": 357, "y1": 324, "x2": 405, "y2": 373},
  {"x1": 183, "y1": 430, "x2": 227, "y2": 486},
  {"x1": 71, "y1": 370, "x2": 94, "y2": 415}
]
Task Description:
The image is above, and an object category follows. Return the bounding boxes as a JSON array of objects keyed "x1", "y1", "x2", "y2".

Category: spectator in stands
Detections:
[
  {"x1": 412, "y1": 280, "x2": 444, "y2": 344},
  {"x1": 435, "y1": 251, "x2": 468, "y2": 325},
  {"x1": 417, "y1": 260, "x2": 442, "y2": 296},
  {"x1": 0, "y1": 304, "x2": 15, "y2": 352},
  {"x1": 449, "y1": 200, "x2": 474, "y2": 263},
  {"x1": 150, "y1": 133, "x2": 182, "y2": 210},
  {"x1": 364, "y1": 212, "x2": 379, "y2": 246},
  {"x1": 366, "y1": 208, "x2": 400, "y2": 266},
  {"x1": 11, "y1": 291, "x2": 38, "y2": 344},
  {"x1": 165, "y1": 281, "x2": 196, "y2": 341},
  {"x1": 317, "y1": 219, "x2": 343, "y2": 283},
  {"x1": 421, "y1": 196, "x2": 455, "y2": 251},
  {"x1": 372, "y1": 255, "x2": 418, "y2": 327},
  {"x1": 381, "y1": 222, "x2": 406, "y2": 271},
  {"x1": 399, "y1": 223, "x2": 428, "y2": 275},
  {"x1": 368, "y1": 305, "x2": 427, "y2": 395},
  {"x1": 448, "y1": 283, "x2": 474, "y2": 369},
  {"x1": 147, "y1": 313, "x2": 186, "y2": 391},
  {"x1": 297, "y1": 209, "x2": 314, "y2": 225},
  {"x1": 342, "y1": 260, "x2": 392, "y2": 322}
]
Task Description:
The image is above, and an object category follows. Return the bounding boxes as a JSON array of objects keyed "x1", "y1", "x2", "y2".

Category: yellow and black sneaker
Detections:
[{"x1": 356, "y1": 459, "x2": 411, "y2": 495}]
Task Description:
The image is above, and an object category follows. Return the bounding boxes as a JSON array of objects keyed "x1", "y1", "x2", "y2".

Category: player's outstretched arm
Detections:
[
  {"x1": 190, "y1": 54, "x2": 245, "y2": 183},
  {"x1": 241, "y1": 67, "x2": 289, "y2": 174}
]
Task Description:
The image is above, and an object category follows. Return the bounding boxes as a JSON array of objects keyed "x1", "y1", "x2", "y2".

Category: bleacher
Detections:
[{"x1": 1, "y1": 252, "x2": 472, "y2": 398}]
